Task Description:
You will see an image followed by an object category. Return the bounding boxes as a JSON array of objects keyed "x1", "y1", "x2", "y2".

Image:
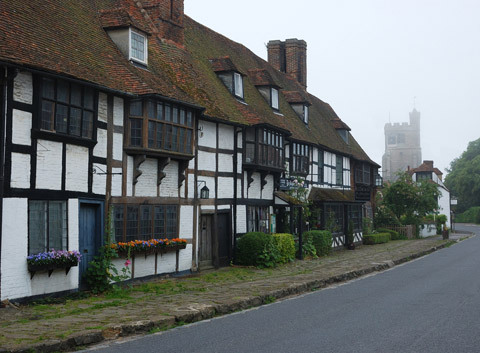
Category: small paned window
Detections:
[
  {"x1": 130, "y1": 30, "x2": 147, "y2": 64},
  {"x1": 336, "y1": 155, "x2": 343, "y2": 185},
  {"x1": 113, "y1": 204, "x2": 178, "y2": 243},
  {"x1": 325, "y1": 204, "x2": 344, "y2": 235},
  {"x1": 28, "y1": 200, "x2": 67, "y2": 255},
  {"x1": 416, "y1": 172, "x2": 432, "y2": 181},
  {"x1": 292, "y1": 142, "x2": 310, "y2": 175},
  {"x1": 355, "y1": 163, "x2": 371, "y2": 185},
  {"x1": 128, "y1": 99, "x2": 195, "y2": 154},
  {"x1": 247, "y1": 206, "x2": 269, "y2": 233},
  {"x1": 348, "y1": 204, "x2": 362, "y2": 232},
  {"x1": 244, "y1": 127, "x2": 283, "y2": 169},
  {"x1": 318, "y1": 150, "x2": 324, "y2": 184},
  {"x1": 40, "y1": 78, "x2": 95, "y2": 138}
]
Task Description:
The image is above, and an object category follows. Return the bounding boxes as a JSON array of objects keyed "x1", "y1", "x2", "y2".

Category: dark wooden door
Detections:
[
  {"x1": 79, "y1": 203, "x2": 100, "y2": 287},
  {"x1": 199, "y1": 214, "x2": 213, "y2": 269},
  {"x1": 217, "y1": 213, "x2": 231, "y2": 267}
]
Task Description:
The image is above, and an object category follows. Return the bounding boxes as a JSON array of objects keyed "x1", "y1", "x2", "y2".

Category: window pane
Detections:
[
  {"x1": 29, "y1": 201, "x2": 47, "y2": 255},
  {"x1": 171, "y1": 126, "x2": 178, "y2": 151},
  {"x1": 148, "y1": 121, "x2": 155, "y2": 148},
  {"x1": 114, "y1": 205, "x2": 124, "y2": 243},
  {"x1": 178, "y1": 128, "x2": 185, "y2": 153},
  {"x1": 187, "y1": 111, "x2": 193, "y2": 127},
  {"x1": 54, "y1": 104, "x2": 68, "y2": 133},
  {"x1": 156, "y1": 103, "x2": 163, "y2": 120},
  {"x1": 130, "y1": 119, "x2": 142, "y2": 146},
  {"x1": 271, "y1": 88, "x2": 279, "y2": 109},
  {"x1": 84, "y1": 87, "x2": 94, "y2": 110},
  {"x1": 234, "y1": 72, "x2": 243, "y2": 98},
  {"x1": 70, "y1": 84, "x2": 82, "y2": 106},
  {"x1": 166, "y1": 206, "x2": 177, "y2": 239},
  {"x1": 245, "y1": 142, "x2": 255, "y2": 163},
  {"x1": 129, "y1": 100, "x2": 142, "y2": 116},
  {"x1": 186, "y1": 129, "x2": 192, "y2": 154},
  {"x1": 139, "y1": 205, "x2": 152, "y2": 240},
  {"x1": 165, "y1": 125, "x2": 172, "y2": 150},
  {"x1": 157, "y1": 122, "x2": 163, "y2": 149},
  {"x1": 57, "y1": 80, "x2": 69, "y2": 103},
  {"x1": 82, "y1": 111, "x2": 93, "y2": 138},
  {"x1": 48, "y1": 201, "x2": 67, "y2": 250},
  {"x1": 179, "y1": 109, "x2": 185, "y2": 125},
  {"x1": 42, "y1": 78, "x2": 55, "y2": 99},
  {"x1": 131, "y1": 31, "x2": 145, "y2": 62},
  {"x1": 69, "y1": 107, "x2": 81, "y2": 136},
  {"x1": 165, "y1": 104, "x2": 171, "y2": 122},
  {"x1": 41, "y1": 100, "x2": 55, "y2": 131},
  {"x1": 147, "y1": 100, "x2": 155, "y2": 119},
  {"x1": 172, "y1": 106, "x2": 178, "y2": 123},
  {"x1": 126, "y1": 206, "x2": 138, "y2": 242},
  {"x1": 154, "y1": 206, "x2": 164, "y2": 237},
  {"x1": 304, "y1": 105, "x2": 309, "y2": 124}
]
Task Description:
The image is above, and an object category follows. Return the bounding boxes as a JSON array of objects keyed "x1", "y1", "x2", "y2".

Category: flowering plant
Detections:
[
  {"x1": 109, "y1": 238, "x2": 187, "y2": 254},
  {"x1": 27, "y1": 250, "x2": 81, "y2": 267}
]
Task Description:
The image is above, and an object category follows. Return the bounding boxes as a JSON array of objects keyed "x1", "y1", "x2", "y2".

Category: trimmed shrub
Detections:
[
  {"x1": 303, "y1": 230, "x2": 332, "y2": 256},
  {"x1": 363, "y1": 232, "x2": 391, "y2": 245},
  {"x1": 273, "y1": 233, "x2": 296, "y2": 263},
  {"x1": 236, "y1": 232, "x2": 279, "y2": 268},
  {"x1": 376, "y1": 228, "x2": 406, "y2": 240}
]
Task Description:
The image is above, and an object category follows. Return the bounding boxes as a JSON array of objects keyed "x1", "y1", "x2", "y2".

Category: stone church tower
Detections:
[{"x1": 382, "y1": 109, "x2": 422, "y2": 181}]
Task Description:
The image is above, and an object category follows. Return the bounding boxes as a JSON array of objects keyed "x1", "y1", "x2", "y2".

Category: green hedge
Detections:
[
  {"x1": 236, "y1": 232, "x2": 279, "y2": 268},
  {"x1": 456, "y1": 207, "x2": 480, "y2": 224},
  {"x1": 363, "y1": 232, "x2": 391, "y2": 245},
  {"x1": 376, "y1": 228, "x2": 406, "y2": 240},
  {"x1": 273, "y1": 233, "x2": 295, "y2": 263},
  {"x1": 303, "y1": 230, "x2": 332, "y2": 256}
]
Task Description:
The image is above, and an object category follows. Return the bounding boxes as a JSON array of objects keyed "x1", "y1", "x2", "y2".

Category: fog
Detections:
[{"x1": 185, "y1": 0, "x2": 480, "y2": 175}]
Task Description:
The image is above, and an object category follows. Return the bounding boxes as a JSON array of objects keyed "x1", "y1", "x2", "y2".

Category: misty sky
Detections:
[{"x1": 185, "y1": 0, "x2": 480, "y2": 175}]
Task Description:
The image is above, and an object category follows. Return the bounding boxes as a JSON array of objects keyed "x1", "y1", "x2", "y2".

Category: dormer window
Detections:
[
  {"x1": 282, "y1": 91, "x2": 311, "y2": 125},
  {"x1": 130, "y1": 30, "x2": 147, "y2": 64},
  {"x1": 256, "y1": 86, "x2": 280, "y2": 110},
  {"x1": 210, "y1": 57, "x2": 245, "y2": 100},
  {"x1": 248, "y1": 69, "x2": 282, "y2": 111},
  {"x1": 271, "y1": 88, "x2": 279, "y2": 110},
  {"x1": 338, "y1": 129, "x2": 349, "y2": 144}
]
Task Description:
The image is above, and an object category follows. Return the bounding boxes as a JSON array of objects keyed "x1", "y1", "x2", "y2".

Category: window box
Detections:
[
  {"x1": 27, "y1": 250, "x2": 81, "y2": 279},
  {"x1": 109, "y1": 238, "x2": 187, "y2": 257}
]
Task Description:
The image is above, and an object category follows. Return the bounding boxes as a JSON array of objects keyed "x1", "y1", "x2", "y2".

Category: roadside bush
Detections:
[
  {"x1": 272, "y1": 233, "x2": 296, "y2": 264},
  {"x1": 376, "y1": 228, "x2": 406, "y2": 240},
  {"x1": 236, "y1": 232, "x2": 280, "y2": 268},
  {"x1": 303, "y1": 230, "x2": 332, "y2": 256},
  {"x1": 363, "y1": 232, "x2": 391, "y2": 245},
  {"x1": 296, "y1": 237, "x2": 317, "y2": 258},
  {"x1": 456, "y1": 206, "x2": 480, "y2": 223}
]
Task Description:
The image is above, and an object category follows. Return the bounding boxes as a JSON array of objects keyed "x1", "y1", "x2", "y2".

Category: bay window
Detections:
[
  {"x1": 128, "y1": 99, "x2": 195, "y2": 155},
  {"x1": 245, "y1": 126, "x2": 284, "y2": 170},
  {"x1": 292, "y1": 142, "x2": 309, "y2": 175}
]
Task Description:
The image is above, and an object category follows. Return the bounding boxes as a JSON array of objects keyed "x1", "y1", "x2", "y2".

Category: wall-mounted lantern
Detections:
[
  {"x1": 375, "y1": 174, "x2": 383, "y2": 188},
  {"x1": 198, "y1": 180, "x2": 209, "y2": 199}
]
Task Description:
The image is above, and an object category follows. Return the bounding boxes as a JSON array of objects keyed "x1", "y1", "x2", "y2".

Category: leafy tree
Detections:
[
  {"x1": 375, "y1": 172, "x2": 440, "y2": 229},
  {"x1": 445, "y1": 138, "x2": 480, "y2": 212}
]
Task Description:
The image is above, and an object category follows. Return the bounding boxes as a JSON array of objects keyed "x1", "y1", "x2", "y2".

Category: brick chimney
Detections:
[
  {"x1": 267, "y1": 38, "x2": 307, "y2": 89},
  {"x1": 137, "y1": 0, "x2": 184, "y2": 45}
]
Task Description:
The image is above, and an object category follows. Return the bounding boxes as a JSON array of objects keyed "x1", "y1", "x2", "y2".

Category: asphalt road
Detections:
[{"x1": 86, "y1": 224, "x2": 480, "y2": 353}]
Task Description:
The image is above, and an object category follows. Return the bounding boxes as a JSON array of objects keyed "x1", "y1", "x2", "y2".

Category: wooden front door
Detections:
[
  {"x1": 199, "y1": 214, "x2": 214, "y2": 269},
  {"x1": 79, "y1": 202, "x2": 102, "y2": 288},
  {"x1": 217, "y1": 212, "x2": 231, "y2": 267}
]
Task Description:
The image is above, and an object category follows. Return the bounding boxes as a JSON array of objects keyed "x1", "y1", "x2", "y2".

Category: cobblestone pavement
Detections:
[{"x1": 0, "y1": 235, "x2": 468, "y2": 353}]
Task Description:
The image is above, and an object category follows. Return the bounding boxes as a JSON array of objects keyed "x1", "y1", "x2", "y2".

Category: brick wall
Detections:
[
  {"x1": 267, "y1": 39, "x2": 307, "y2": 89},
  {"x1": 138, "y1": 0, "x2": 184, "y2": 45}
]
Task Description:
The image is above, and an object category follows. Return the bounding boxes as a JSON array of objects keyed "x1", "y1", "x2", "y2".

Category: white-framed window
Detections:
[
  {"x1": 130, "y1": 29, "x2": 147, "y2": 65},
  {"x1": 234, "y1": 72, "x2": 244, "y2": 99},
  {"x1": 271, "y1": 88, "x2": 279, "y2": 110},
  {"x1": 303, "y1": 105, "x2": 309, "y2": 124}
]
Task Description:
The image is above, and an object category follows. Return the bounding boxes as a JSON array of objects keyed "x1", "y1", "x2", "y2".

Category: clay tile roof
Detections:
[
  {"x1": 308, "y1": 188, "x2": 356, "y2": 202},
  {"x1": 331, "y1": 117, "x2": 351, "y2": 131},
  {"x1": 209, "y1": 57, "x2": 241, "y2": 73},
  {"x1": 282, "y1": 91, "x2": 310, "y2": 104},
  {"x1": 247, "y1": 69, "x2": 281, "y2": 88},
  {"x1": 99, "y1": 8, "x2": 151, "y2": 34},
  {"x1": 410, "y1": 161, "x2": 443, "y2": 176}
]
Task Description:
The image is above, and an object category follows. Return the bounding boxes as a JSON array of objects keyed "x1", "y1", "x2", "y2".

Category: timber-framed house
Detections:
[{"x1": 0, "y1": 0, "x2": 379, "y2": 301}]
